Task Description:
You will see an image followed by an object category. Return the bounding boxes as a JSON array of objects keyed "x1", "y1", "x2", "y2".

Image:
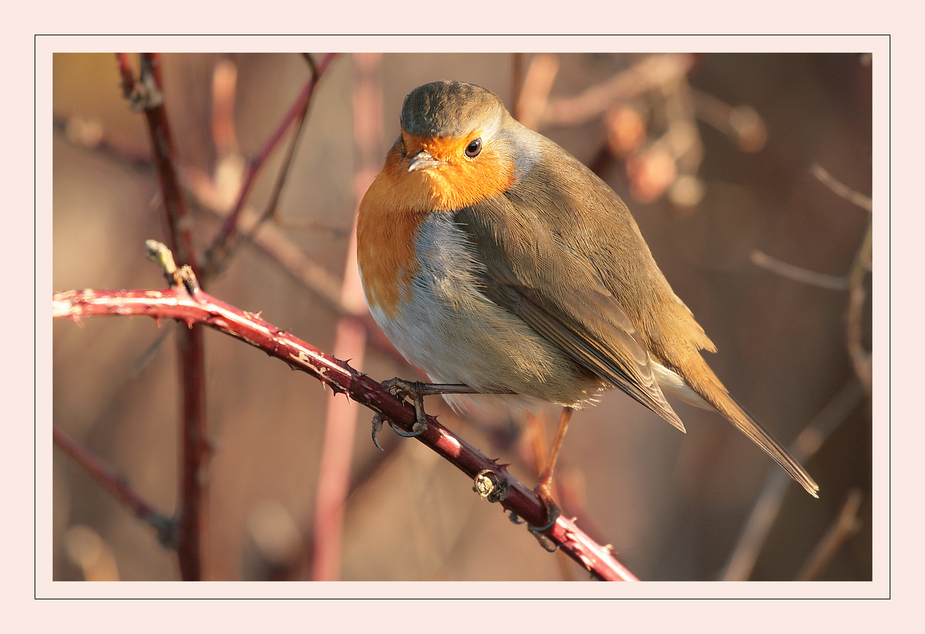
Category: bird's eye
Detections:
[{"x1": 464, "y1": 137, "x2": 482, "y2": 158}]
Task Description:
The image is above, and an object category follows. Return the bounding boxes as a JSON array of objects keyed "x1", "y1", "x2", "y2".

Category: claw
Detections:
[
  {"x1": 369, "y1": 377, "x2": 486, "y2": 449},
  {"x1": 527, "y1": 512, "x2": 559, "y2": 535},
  {"x1": 524, "y1": 484, "x2": 561, "y2": 551},
  {"x1": 527, "y1": 503, "x2": 561, "y2": 553},
  {"x1": 387, "y1": 418, "x2": 426, "y2": 438},
  {"x1": 381, "y1": 377, "x2": 431, "y2": 435},
  {"x1": 371, "y1": 414, "x2": 385, "y2": 451}
]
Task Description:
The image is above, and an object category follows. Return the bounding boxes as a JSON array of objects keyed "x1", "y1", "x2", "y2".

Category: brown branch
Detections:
[
  {"x1": 53, "y1": 277, "x2": 638, "y2": 581},
  {"x1": 720, "y1": 378, "x2": 866, "y2": 580},
  {"x1": 811, "y1": 163, "x2": 873, "y2": 212},
  {"x1": 117, "y1": 53, "x2": 207, "y2": 580},
  {"x1": 309, "y1": 52, "x2": 382, "y2": 581},
  {"x1": 540, "y1": 54, "x2": 695, "y2": 129},
  {"x1": 845, "y1": 225, "x2": 873, "y2": 394},
  {"x1": 202, "y1": 53, "x2": 339, "y2": 278},
  {"x1": 750, "y1": 249, "x2": 851, "y2": 290},
  {"x1": 115, "y1": 53, "x2": 140, "y2": 108},
  {"x1": 809, "y1": 164, "x2": 872, "y2": 392},
  {"x1": 53, "y1": 426, "x2": 176, "y2": 548},
  {"x1": 133, "y1": 53, "x2": 198, "y2": 272},
  {"x1": 796, "y1": 489, "x2": 863, "y2": 581},
  {"x1": 515, "y1": 53, "x2": 559, "y2": 129},
  {"x1": 690, "y1": 89, "x2": 768, "y2": 153}
]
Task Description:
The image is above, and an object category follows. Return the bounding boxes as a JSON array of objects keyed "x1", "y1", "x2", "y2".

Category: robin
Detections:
[{"x1": 356, "y1": 80, "x2": 819, "y2": 519}]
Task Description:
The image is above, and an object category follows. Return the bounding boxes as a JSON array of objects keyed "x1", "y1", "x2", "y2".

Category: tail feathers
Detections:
[{"x1": 689, "y1": 372, "x2": 819, "y2": 498}]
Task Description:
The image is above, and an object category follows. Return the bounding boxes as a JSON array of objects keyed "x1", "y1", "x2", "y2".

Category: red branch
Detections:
[
  {"x1": 53, "y1": 287, "x2": 638, "y2": 582},
  {"x1": 202, "y1": 53, "x2": 339, "y2": 275},
  {"x1": 116, "y1": 52, "x2": 207, "y2": 580},
  {"x1": 134, "y1": 53, "x2": 198, "y2": 272}
]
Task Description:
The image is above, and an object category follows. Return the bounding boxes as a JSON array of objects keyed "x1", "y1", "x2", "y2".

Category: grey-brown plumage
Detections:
[{"x1": 358, "y1": 80, "x2": 820, "y2": 498}]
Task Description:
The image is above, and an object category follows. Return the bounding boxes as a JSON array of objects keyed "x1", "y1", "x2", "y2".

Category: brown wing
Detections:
[{"x1": 454, "y1": 201, "x2": 685, "y2": 432}]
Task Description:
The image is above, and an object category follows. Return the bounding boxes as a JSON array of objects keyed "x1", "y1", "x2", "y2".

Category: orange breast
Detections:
[
  {"x1": 357, "y1": 137, "x2": 516, "y2": 318},
  {"x1": 356, "y1": 174, "x2": 426, "y2": 318}
]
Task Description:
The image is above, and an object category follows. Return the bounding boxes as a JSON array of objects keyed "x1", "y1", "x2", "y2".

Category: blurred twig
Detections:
[
  {"x1": 796, "y1": 489, "x2": 863, "y2": 581},
  {"x1": 53, "y1": 426, "x2": 177, "y2": 548},
  {"x1": 846, "y1": 225, "x2": 873, "y2": 393},
  {"x1": 691, "y1": 89, "x2": 767, "y2": 153},
  {"x1": 515, "y1": 53, "x2": 559, "y2": 130},
  {"x1": 541, "y1": 54, "x2": 696, "y2": 129},
  {"x1": 811, "y1": 164, "x2": 872, "y2": 213},
  {"x1": 720, "y1": 378, "x2": 866, "y2": 580},
  {"x1": 309, "y1": 52, "x2": 383, "y2": 581},
  {"x1": 202, "y1": 53, "x2": 339, "y2": 280},
  {"x1": 821, "y1": 161, "x2": 875, "y2": 396},
  {"x1": 750, "y1": 250, "x2": 851, "y2": 290},
  {"x1": 520, "y1": 53, "x2": 711, "y2": 205},
  {"x1": 751, "y1": 164, "x2": 872, "y2": 393}
]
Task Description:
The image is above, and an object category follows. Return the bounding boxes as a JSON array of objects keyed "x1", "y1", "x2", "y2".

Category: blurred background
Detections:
[{"x1": 52, "y1": 52, "x2": 872, "y2": 582}]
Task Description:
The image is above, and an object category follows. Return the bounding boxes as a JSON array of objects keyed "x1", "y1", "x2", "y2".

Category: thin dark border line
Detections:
[
  {"x1": 39, "y1": 36, "x2": 886, "y2": 599},
  {"x1": 34, "y1": 33, "x2": 890, "y2": 36},
  {"x1": 38, "y1": 596, "x2": 890, "y2": 601},
  {"x1": 886, "y1": 31, "x2": 891, "y2": 601},
  {"x1": 34, "y1": 32, "x2": 38, "y2": 602}
]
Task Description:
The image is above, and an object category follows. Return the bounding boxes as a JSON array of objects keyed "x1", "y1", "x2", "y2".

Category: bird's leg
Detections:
[
  {"x1": 530, "y1": 406, "x2": 573, "y2": 532},
  {"x1": 370, "y1": 378, "x2": 486, "y2": 448}
]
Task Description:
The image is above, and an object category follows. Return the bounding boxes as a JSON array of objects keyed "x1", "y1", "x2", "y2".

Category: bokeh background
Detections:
[{"x1": 52, "y1": 51, "x2": 872, "y2": 582}]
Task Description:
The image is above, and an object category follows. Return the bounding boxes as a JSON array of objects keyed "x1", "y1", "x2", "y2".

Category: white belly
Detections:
[{"x1": 361, "y1": 213, "x2": 602, "y2": 410}]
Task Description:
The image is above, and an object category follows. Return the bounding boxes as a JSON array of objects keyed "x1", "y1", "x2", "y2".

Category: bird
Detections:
[{"x1": 356, "y1": 80, "x2": 819, "y2": 519}]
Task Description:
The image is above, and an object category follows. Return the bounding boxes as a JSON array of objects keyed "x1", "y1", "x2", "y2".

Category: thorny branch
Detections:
[
  {"x1": 53, "y1": 242, "x2": 638, "y2": 582},
  {"x1": 116, "y1": 53, "x2": 207, "y2": 581}
]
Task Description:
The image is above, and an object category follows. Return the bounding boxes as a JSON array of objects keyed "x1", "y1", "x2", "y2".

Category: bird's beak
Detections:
[{"x1": 407, "y1": 150, "x2": 442, "y2": 172}]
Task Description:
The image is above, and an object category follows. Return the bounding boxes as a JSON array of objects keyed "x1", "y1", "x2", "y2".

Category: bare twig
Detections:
[
  {"x1": 721, "y1": 379, "x2": 866, "y2": 580},
  {"x1": 811, "y1": 163, "x2": 873, "y2": 212},
  {"x1": 750, "y1": 250, "x2": 851, "y2": 290},
  {"x1": 752, "y1": 164, "x2": 871, "y2": 391},
  {"x1": 132, "y1": 54, "x2": 198, "y2": 272},
  {"x1": 309, "y1": 52, "x2": 383, "y2": 581},
  {"x1": 796, "y1": 489, "x2": 863, "y2": 581},
  {"x1": 54, "y1": 426, "x2": 177, "y2": 548},
  {"x1": 846, "y1": 225, "x2": 873, "y2": 393},
  {"x1": 515, "y1": 53, "x2": 559, "y2": 130},
  {"x1": 541, "y1": 54, "x2": 695, "y2": 129},
  {"x1": 691, "y1": 89, "x2": 767, "y2": 153},
  {"x1": 118, "y1": 53, "x2": 208, "y2": 581},
  {"x1": 53, "y1": 269, "x2": 637, "y2": 581},
  {"x1": 808, "y1": 164, "x2": 872, "y2": 391},
  {"x1": 202, "y1": 53, "x2": 339, "y2": 278}
]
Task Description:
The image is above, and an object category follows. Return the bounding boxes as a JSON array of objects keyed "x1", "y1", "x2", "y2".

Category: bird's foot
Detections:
[
  {"x1": 525, "y1": 482, "x2": 561, "y2": 552},
  {"x1": 381, "y1": 377, "x2": 432, "y2": 436},
  {"x1": 371, "y1": 378, "x2": 475, "y2": 449}
]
